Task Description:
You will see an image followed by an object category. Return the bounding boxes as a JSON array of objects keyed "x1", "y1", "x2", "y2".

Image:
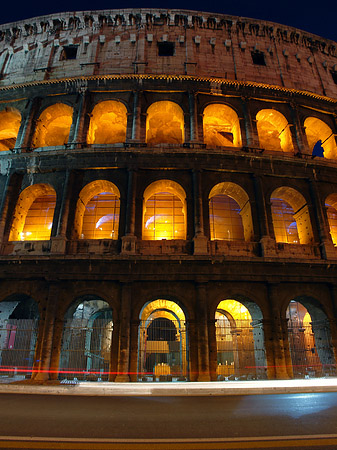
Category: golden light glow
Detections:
[
  {"x1": 0, "y1": 107, "x2": 21, "y2": 151},
  {"x1": 304, "y1": 117, "x2": 337, "y2": 159},
  {"x1": 325, "y1": 194, "x2": 337, "y2": 246},
  {"x1": 143, "y1": 180, "x2": 186, "y2": 240},
  {"x1": 32, "y1": 103, "x2": 73, "y2": 148},
  {"x1": 9, "y1": 184, "x2": 56, "y2": 241},
  {"x1": 87, "y1": 100, "x2": 127, "y2": 145},
  {"x1": 203, "y1": 104, "x2": 242, "y2": 147},
  {"x1": 74, "y1": 180, "x2": 120, "y2": 240},
  {"x1": 209, "y1": 182, "x2": 253, "y2": 242},
  {"x1": 271, "y1": 187, "x2": 313, "y2": 244},
  {"x1": 146, "y1": 101, "x2": 184, "y2": 145},
  {"x1": 256, "y1": 109, "x2": 294, "y2": 153}
]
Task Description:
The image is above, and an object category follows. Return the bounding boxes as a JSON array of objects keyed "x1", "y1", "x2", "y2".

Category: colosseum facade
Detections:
[{"x1": 0, "y1": 9, "x2": 336, "y2": 383}]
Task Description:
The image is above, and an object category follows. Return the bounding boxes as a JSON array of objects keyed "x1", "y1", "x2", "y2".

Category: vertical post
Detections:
[
  {"x1": 115, "y1": 283, "x2": 132, "y2": 382},
  {"x1": 208, "y1": 319, "x2": 218, "y2": 381},
  {"x1": 240, "y1": 97, "x2": 259, "y2": 148},
  {"x1": 121, "y1": 170, "x2": 137, "y2": 253},
  {"x1": 15, "y1": 97, "x2": 42, "y2": 151},
  {"x1": 196, "y1": 283, "x2": 211, "y2": 381},
  {"x1": 188, "y1": 91, "x2": 199, "y2": 142},
  {"x1": 192, "y1": 170, "x2": 208, "y2": 254},
  {"x1": 129, "y1": 319, "x2": 140, "y2": 382},
  {"x1": 288, "y1": 102, "x2": 307, "y2": 155},
  {"x1": 130, "y1": 90, "x2": 142, "y2": 142},
  {"x1": 68, "y1": 89, "x2": 86, "y2": 148}
]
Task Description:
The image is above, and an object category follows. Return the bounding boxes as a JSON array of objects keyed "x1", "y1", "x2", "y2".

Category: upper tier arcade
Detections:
[{"x1": 0, "y1": 9, "x2": 337, "y2": 97}]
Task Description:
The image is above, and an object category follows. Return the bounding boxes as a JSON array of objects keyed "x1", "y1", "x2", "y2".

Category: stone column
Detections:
[
  {"x1": 188, "y1": 91, "x2": 199, "y2": 142},
  {"x1": 208, "y1": 319, "x2": 218, "y2": 381},
  {"x1": 289, "y1": 102, "x2": 310, "y2": 156},
  {"x1": 196, "y1": 283, "x2": 211, "y2": 381},
  {"x1": 129, "y1": 90, "x2": 143, "y2": 143},
  {"x1": 192, "y1": 170, "x2": 208, "y2": 254},
  {"x1": 115, "y1": 283, "x2": 132, "y2": 382},
  {"x1": 129, "y1": 319, "x2": 140, "y2": 382},
  {"x1": 109, "y1": 319, "x2": 120, "y2": 382},
  {"x1": 15, "y1": 97, "x2": 42, "y2": 151},
  {"x1": 186, "y1": 319, "x2": 198, "y2": 382},
  {"x1": 32, "y1": 283, "x2": 59, "y2": 382},
  {"x1": 240, "y1": 97, "x2": 259, "y2": 148},
  {"x1": 68, "y1": 89, "x2": 86, "y2": 148},
  {"x1": 252, "y1": 175, "x2": 276, "y2": 256},
  {"x1": 121, "y1": 170, "x2": 137, "y2": 254}
]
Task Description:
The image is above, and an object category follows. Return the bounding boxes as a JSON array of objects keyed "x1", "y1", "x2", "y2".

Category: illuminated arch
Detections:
[
  {"x1": 325, "y1": 193, "x2": 337, "y2": 246},
  {"x1": 215, "y1": 299, "x2": 266, "y2": 380},
  {"x1": 59, "y1": 296, "x2": 113, "y2": 381},
  {"x1": 74, "y1": 180, "x2": 120, "y2": 240},
  {"x1": 146, "y1": 101, "x2": 184, "y2": 145},
  {"x1": 9, "y1": 184, "x2": 56, "y2": 241},
  {"x1": 256, "y1": 109, "x2": 294, "y2": 153},
  {"x1": 209, "y1": 182, "x2": 253, "y2": 242},
  {"x1": 286, "y1": 298, "x2": 336, "y2": 378},
  {"x1": 0, "y1": 107, "x2": 21, "y2": 151},
  {"x1": 270, "y1": 186, "x2": 314, "y2": 244},
  {"x1": 304, "y1": 117, "x2": 337, "y2": 159},
  {"x1": 31, "y1": 103, "x2": 73, "y2": 148},
  {"x1": 87, "y1": 100, "x2": 127, "y2": 145},
  {"x1": 203, "y1": 104, "x2": 242, "y2": 147},
  {"x1": 138, "y1": 299, "x2": 188, "y2": 380},
  {"x1": 142, "y1": 180, "x2": 187, "y2": 240}
]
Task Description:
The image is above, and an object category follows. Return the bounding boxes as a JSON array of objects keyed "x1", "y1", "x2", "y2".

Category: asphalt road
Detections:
[{"x1": 1, "y1": 392, "x2": 337, "y2": 449}]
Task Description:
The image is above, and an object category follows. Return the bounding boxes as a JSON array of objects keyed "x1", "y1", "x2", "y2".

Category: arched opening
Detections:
[
  {"x1": 143, "y1": 180, "x2": 186, "y2": 240},
  {"x1": 270, "y1": 187, "x2": 314, "y2": 244},
  {"x1": 59, "y1": 297, "x2": 113, "y2": 382},
  {"x1": 138, "y1": 299, "x2": 188, "y2": 381},
  {"x1": 216, "y1": 299, "x2": 266, "y2": 380},
  {"x1": 325, "y1": 193, "x2": 337, "y2": 246},
  {"x1": 0, "y1": 107, "x2": 21, "y2": 151},
  {"x1": 304, "y1": 117, "x2": 337, "y2": 159},
  {"x1": 256, "y1": 109, "x2": 294, "y2": 153},
  {"x1": 286, "y1": 298, "x2": 336, "y2": 378},
  {"x1": 73, "y1": 180, "x2": 120, "y2": 240},
  {"x1": 146, "y1": 101, "x2": 184, "y2": 145},
  {"x1": 209, "y1": 182, "x2": 253, "y2": 241},
  {"x1": 87, "y1": 100, "x2": 127, "y2": 145},
  {"x1": 203, "y1": 104, "x2": 242, "y2": 147},
  {"x1": 9, "y1": 184, "x2": 56, "y2": 242},
  {"x1": 0, "y1": 295, "x2": 39, "y2": 381},
  {"x1": 31, "y1": 103, "x2": 73, "y2": 149}
]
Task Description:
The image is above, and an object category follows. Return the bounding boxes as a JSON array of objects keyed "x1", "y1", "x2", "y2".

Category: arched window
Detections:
[
  {"x1": 87, "y1": 100, "x2": 127, "y2": 145},
  {"x1": 146, "y1": 101, "x2": 184, "y2": 145},
  {"x1": 304, "y1": 117, "x2": 337, "y2": 159},
  {"x1": 203, "y1": 104, "x2": 242, "y2": 147},
  {"x1": 209, "y1": 182, "x2": 253, "y2": 242},
  {"x1": 271, "y1": 187, "x2": 313, "y2": 244},
  {"x1": 31, "y1": 103, "x2": 73, "y2": 148},
  {"x1": 216, "y1": 299, "x2": 266, "y2": 380},
  {"x1": 286, "y1": 299, "x2": 336, "y2": 378},
  {"x1": 138, "y1": 299, "x2": 188, "y2": 381},
  {"x1": 74, "y1": 180, "x2": 120, "y2": 240},
  {"x1": 0, "y1": 107, "x2": 21, "y2": 151},
  {"x1": 9, "y1": 184, "x2": 56, "y2": 241},
  {"x1": 256, "y1": 109, "x2": 294, "y2": 153},
  {"x1": 143, "y1": 180, "x2": 186, "y2": 240},
  {"x1": 325, "y1": 193, "x2": 337, "y2": 246}
]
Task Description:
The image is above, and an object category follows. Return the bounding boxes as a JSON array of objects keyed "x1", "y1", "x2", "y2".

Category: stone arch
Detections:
[
  {"x1": 270, "y1": 186, "x2": 314, "y2": 244},
  {"x1": 59, "y1": 294, "x2": 114, "y2": 381},
  {"x1": 87, "y1": 100, "x2": 127, "y2": 145},
  {"x1": 73, "y1": 180, "x2": 120, "y2": 240},
  {"x1": 138, "y1": 298, "x2": 188, "y2": 381},
  {"x1": 208, "y1": 182, "x2": 253, "y2": 241},
  {"x1": 9, "y1": 183, "x2": 56, "y2": 242},
  {"x1": 256, "y1": 109, "x2": 294, "y2": 153},
  {"x1": 146, "y1": 101, "x2": 184, "y2": 145},
  {"x1": 304, "y1": 117, "x2": 337, "y2": 159},
  {"x1": 31, "y1": 103, "x2": 73, "y2": 149},
  {"x1": 203, "y1": 103, "x2": 242, "y2": 147},
  {"x1": 142, "y1": 180, "x2": 187, "y2": 240},
  {"x1": 325, "y1": 193, "x2": 337, "y2": 246},
  {"x1": 215, "y1": 297, "x2": 266, "y2": 380},
  {"x1": 0, "y1": 294, "x2": 39, "y2": 381},
  {"x1": 285, "y1": 296, "x2": 336, "y2": 378},
  {"x1": 0, "y1": 107, "x2": 21, "y2": 151}
]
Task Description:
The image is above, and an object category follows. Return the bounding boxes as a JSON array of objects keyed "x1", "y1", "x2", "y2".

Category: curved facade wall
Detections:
[{"x1": 0, "y1": 9, "x2": 336, "y2": 383}]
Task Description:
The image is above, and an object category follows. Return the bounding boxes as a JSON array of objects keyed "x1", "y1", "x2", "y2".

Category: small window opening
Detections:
[
  {"x1": 157, "y1": 42, "x2": 175, "y2": 56},
  {"x1": 331, "y1": 71, "x2": 337, "y2": 85},
  {"x1": 61, "y1": 45, "x2": 78, "y2": 60},
  {"x1": 251, "y1": 50, "x2": 266, "y2": 66}
]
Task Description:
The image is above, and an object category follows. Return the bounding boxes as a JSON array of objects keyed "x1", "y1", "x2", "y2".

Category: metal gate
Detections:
[
  {"x1": 0, "y1": 318, "x2": 38, "y2": 379},
  {"x1": 138, "y1": 318, "x2": 188, "y2": 381},
  {"x1": 59, "y1": 317, "x2": 113, "y2": 381}
]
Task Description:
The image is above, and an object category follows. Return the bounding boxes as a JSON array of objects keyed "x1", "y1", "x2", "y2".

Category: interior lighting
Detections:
[
  {"x1": 146, "y1": 101, "x2": 184, "y2": 145},
  {"x1": 203, "y1": 104, "x2": 242, "y2": 147},
  {"x1": 0, "y1": 108, "x2": 21, "y2": 151},
  {"x1": 87, "y1": 100, "x2": 127, "y2": 145},
  {"x1": 305, "y1": 117, "x2": 337, "y2": 159},
  {"x1": 256, "y1": 109, "x2": 294, "y2": 152}
]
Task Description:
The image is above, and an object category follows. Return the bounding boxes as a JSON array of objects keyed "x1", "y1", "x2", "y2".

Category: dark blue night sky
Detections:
[{"x1": 1, "y1": 0, "x2": 336, "y2": 42}]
